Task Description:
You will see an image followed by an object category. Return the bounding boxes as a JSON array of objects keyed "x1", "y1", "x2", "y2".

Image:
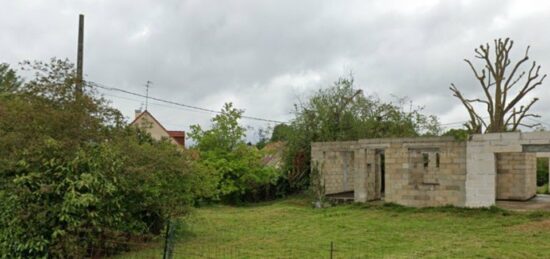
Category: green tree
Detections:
[
  {"x1": 190, "y1": 103, "x2": 246, "y2": 152},
  {"x1": 537, "y1": 157, "x2": 549, "y2": 187},
  {"x1": 255, "y1": 127, "x2": 272, "y2": 149},
  {"x1": 270, "y1": 123, "x2": 292, "y2": 142},
  {"x1": 0, "y1": 63, "x2": 22, "y2": 93},
  {"x1": 0, "y1": 58, "x2": 212, "y2": 257},
  {"x1": 442, "y1": 128, "x2": 470, "y2": 141},
  {"x1": 283, "y1": 75, "x2": 440, "y2": 190},
  {"x1": 189, "y1": 103, "x2": 281, "y2": 202}
]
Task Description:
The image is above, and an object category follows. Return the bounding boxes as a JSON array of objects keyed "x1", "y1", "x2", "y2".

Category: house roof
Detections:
[
  {"x1": 130, "y1": 110, "x2": 185, "y2": 147},
  {"x1": 168, "y1": 131, "x2": 185, "y2": 146},
  {"x1": 130, "y1": 110, "x2": 169, "y2": 132},
  {"x1": 167, "y1": 131, "x2": 185, "y2": 138},
  {"x1": 261, "y1": 141, "x2": 285, "y2": 168}
]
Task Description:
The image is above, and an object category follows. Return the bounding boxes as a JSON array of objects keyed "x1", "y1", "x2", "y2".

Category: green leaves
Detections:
[
  {"x1": 0, "y1": 63, "x2": 22, "y2": 94},
  {"x1": 189, "y1": 103, "x2": 283, "y2": 203},
  {"x1": 189, "y1": 102, "x2": 246, "y2": 153},
  {"x1": 0, "y1": 59, "x2": 212, "y2": 257},
  {"x1": 281, "y1": 74, "x2": 441, "y2": 189}
]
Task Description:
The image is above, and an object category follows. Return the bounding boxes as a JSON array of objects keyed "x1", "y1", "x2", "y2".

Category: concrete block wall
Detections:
[
  {"x1": 311, "y1": 141, "x2": 357, "y2": 195},
  {"x1": 312, "y1": 137, "x2": 467, "y2": 207},
  {"x1": 465, "y1": 144, "x2": 497, "y2": 207},
  {"x1": 384, "y1": 141, "x2": 467, "y2": 207},
  {"x1": 312, "y1": 131, "x2": 550, "y2": 208},
  {"x1": 465, "y1": 131, "x2": 550, "y2": 207},
  {"x1": 496, "y1": 152, "x2": 536, "y2": 200}
]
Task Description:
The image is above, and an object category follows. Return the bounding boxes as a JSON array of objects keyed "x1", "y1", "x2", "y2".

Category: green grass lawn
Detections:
[
  {"x1": 122, "y1": 196, "x2": 550, "y2": 258},
  {"x1": 538, "y1": 183, "x2": 549, "y2": 194}
]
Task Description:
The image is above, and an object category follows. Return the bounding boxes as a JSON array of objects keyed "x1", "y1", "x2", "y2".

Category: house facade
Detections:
[
  {"x1": 311, "y1": 132, "x2": 550, "y2": 208},
  {"x1": 130, "y1": 110, "x2": 185, "y2": 147}
]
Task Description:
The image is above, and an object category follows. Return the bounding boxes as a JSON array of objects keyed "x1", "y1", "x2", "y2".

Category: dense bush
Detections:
[
  {"x1": 189, "y1": 103, "x2": 282, "y2": 203},
  {"x1": 442, "y1": 128, "x2": 470, "y2": 141},
  {"x1": 537, "y1": 157, "x2": 549, "y2": 187},
  {"x1": 0, "y1": 60, "x2": 214, "y2": 257},
  {"x1": 279, "y1": 75, "x2": 441, "y2": 191}
]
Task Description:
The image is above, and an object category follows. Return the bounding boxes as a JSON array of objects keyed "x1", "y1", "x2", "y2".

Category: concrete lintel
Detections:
[
  {"x1": 536, "y1": 152, "x2": 550, "y2": 157},
  {"x1": 358, "y1": 143, "x2": 390, "y2": 149},
  {"x1": 403, "y1": 143, "x2": 444, "y2": 149},
  {"x1": 521, "y1": 131, "x2": 550, "y2": 140},
  {"x1": 488, "y1": 145, "x2": 523, "y2": 153},
  {"x1": 523, "y1": 144, "x2": 550, "y2": 153}
]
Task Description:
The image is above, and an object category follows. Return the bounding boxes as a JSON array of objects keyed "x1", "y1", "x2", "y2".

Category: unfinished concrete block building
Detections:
[{"x1": 311, "y1": 132, "x2": 550, "y2": 208}]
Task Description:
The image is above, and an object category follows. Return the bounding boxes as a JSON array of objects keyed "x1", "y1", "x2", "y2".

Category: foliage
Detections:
[
  {"x1": 189, "y1": 103, "x2": 282, "y2": 203},
  {"x1": 537, "y1": 184, "x2": 549, "y2": 194},
  {"x1": 442, "y1": 128, "x2": 470, "y2": 141},
  {"x1": 537, "y1": 157, "x2": 549, "y2": 187},
  {"x1": 282, "y1": 75, "x2": 441, "y2": 190},
  {"x1": 1, "y1": 141, "x2": 126, "y2": 258},
  {"x1": 270, "y1": 124, "x2": 293, "y2": 142},
  {"x1": 0, "y1": 63, "x2": 22, "y2": 93},
  {"x1": 254, "y1": 127, "x2": 272, "y2": 149},
  {"x1": 450, "y1": 38, "x2": 547, "y2": 133},
  {"x1": 0, "y1": 59, "x2": 210, "y2": 257}
]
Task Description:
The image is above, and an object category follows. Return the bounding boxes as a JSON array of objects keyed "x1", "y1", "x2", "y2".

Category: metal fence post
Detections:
[{"x1": 163, "y1": 220, "x2": 172, "y2": 259}]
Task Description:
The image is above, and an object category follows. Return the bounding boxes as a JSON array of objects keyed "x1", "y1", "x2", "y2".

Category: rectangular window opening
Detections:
[
  {"x1": 436, "y1": 153, "x2": 440, "y2": 168},
  {"x1": 422, "y1": 153, "x2": 429, "y2": 168}
]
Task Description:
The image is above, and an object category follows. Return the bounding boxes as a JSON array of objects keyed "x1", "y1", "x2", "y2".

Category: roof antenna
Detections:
[{"x1": 145, "y1": 80, "x2": 152, "y2": 111}]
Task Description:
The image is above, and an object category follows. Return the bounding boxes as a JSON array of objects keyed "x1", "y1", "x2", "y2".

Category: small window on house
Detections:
[
  {"x1": 436, "y1": 153, "x2": 440, "y2": 168},
  {"x1": 423, "y1": 153, "x2": 429, "y2": 168}
]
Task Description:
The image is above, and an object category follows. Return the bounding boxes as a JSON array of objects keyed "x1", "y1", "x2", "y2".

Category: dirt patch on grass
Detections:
[{"x1": 510, "y1": 219, "x2": 550, "y2": 233}]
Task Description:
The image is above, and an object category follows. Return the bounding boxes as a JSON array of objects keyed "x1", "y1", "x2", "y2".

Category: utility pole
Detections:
[
  {"x1": 76, "y1": 14, "x2": 85, "y2": 94},
  {"x1": 145, "y1": 80, "x2": 152, "y2": 110}
]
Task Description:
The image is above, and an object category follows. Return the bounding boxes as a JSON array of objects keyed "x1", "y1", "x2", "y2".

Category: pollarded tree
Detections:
[{"x1": 450, "y1": 38, "x2": 547, "y2": 133}]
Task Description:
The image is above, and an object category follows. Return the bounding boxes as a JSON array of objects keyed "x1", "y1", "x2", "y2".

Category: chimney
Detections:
[{"x1": 134, "y1": 109, "x2": 142, "y2": 119}]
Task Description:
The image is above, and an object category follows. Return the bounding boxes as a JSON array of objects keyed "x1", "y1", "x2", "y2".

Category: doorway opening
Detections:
[
  {"x1": 377, "y1": 150, "x2": 386, "y2": 196},
  {"x1": 536, "y1": 157, "x2": 549, "y2": 194}
]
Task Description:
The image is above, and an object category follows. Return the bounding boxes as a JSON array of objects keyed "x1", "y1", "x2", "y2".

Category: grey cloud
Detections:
[{"x1": 3, "y1": 0, "x2": 550, "y2": 140}]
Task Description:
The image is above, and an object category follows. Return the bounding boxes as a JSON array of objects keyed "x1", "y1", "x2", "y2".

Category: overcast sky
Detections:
[{"x1": 2, "y1": 0, "x2": 550, "y2": 142}]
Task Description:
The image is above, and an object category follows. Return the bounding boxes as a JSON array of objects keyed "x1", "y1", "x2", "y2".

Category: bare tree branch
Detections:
[
  {"x1": 450, "y1": 38, "x2": 546, "y2": 133},
  {"x1": 449, "y1": 84, "x2": 486, "y2": 133}
]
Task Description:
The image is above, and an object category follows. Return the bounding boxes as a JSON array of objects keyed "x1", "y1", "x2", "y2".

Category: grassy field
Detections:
[
  {"x1": 538, "y1": 183, "x2": 549, "y2": 194},
  {"x1": 122, "y1": 196, "x2": 550, "y2": 258}
]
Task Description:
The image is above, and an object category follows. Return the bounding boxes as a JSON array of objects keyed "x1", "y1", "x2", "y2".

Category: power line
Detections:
[
  {"x1": 527, "y1": 117, "x2": 550, "y2": 128},
  {"x1": 439, "y1": 116, "x2": 494, "y2": 127},
  {"x1": 439, "y1": 116, "x2": 550, "y2": 130},
  {"x1": 99, "y1": 92, "x2": 221, "y2": 116},
  {"x1": 440, "y1": 120, "x2": 468, "y2": 126},
  {"x1": 93, "y1": 80, "x2": 534, "y2": 128},
  {"x1": 86, "y1": 80, "x2": 288, "y2": 124}
]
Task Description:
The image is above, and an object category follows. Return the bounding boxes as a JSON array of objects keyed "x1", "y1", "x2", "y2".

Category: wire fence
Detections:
[
  {"x1": 83, "y1": 236, "x2": 376, "y2": 258},
  {"x1": 72, "y1": 219, "x2": 384, "y2": 258}
]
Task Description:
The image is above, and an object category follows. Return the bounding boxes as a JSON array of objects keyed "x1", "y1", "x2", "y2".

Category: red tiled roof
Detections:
[
  {"x1": 168, "y1": 131, "x2": 185, "y2": 146},
  {"x1": 167, "y1": 131, "x2": 185, "y2": 137}
]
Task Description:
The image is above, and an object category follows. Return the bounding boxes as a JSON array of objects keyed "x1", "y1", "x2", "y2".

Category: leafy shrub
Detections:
[
  {"x1": 189, "y1": 103, "x2": 283, "y2": 203},
  {"x1": 0, "y1": 59, "x2": 213, "y2": 257},
  {"x1": 280, "y1": 75, "x2": 441, "y2": 191},
  {"x1": 537, "y1": 157, "x2": 549, "y2": 187},
  {"x1": 442, "y1": 128, "x2": 470, "y2": 141}
]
